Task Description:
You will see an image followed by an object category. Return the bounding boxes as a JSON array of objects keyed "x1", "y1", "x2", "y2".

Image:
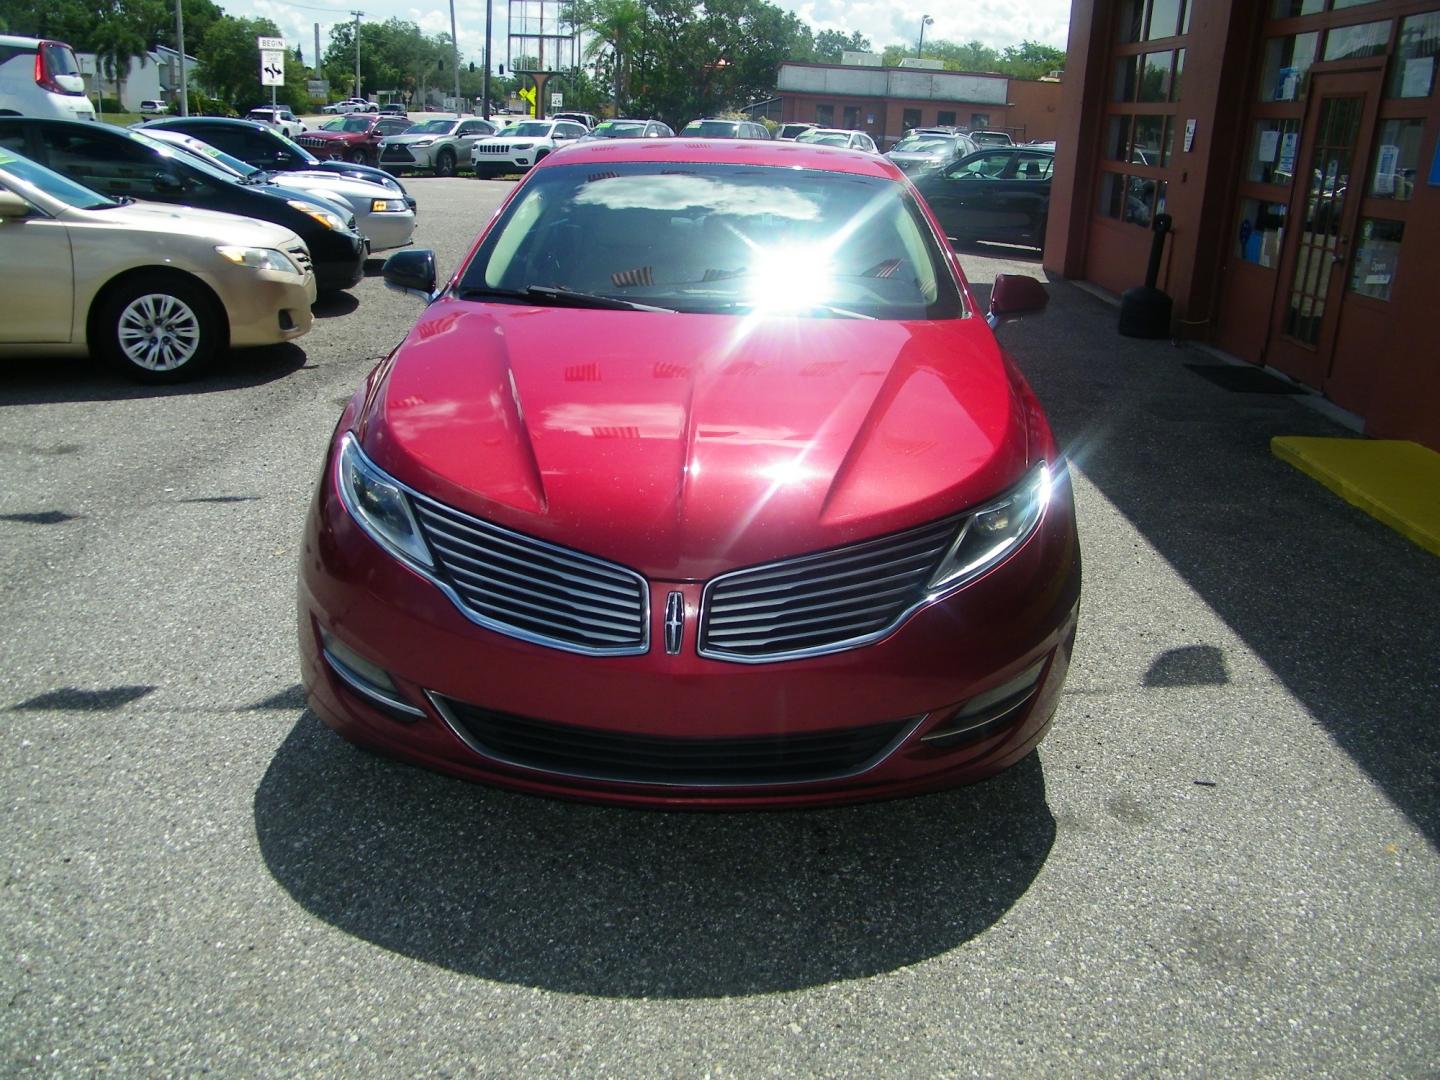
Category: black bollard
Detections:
[{"x1": 1118, "y1": 212, "x2": 1174, "y2": 338}]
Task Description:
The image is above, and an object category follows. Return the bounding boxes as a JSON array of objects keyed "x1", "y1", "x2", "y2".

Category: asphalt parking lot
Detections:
[{"x1": 2, "y1": 177, "x2": 1437, "y2": 1076}]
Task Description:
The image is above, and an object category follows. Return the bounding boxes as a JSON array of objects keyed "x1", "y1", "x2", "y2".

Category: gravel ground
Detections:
[{"x1": 1, "y1": 178, "x2": 1436, "y2": 1077}]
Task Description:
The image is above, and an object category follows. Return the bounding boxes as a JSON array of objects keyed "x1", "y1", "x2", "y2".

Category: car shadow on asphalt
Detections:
[
  {"x1": 312, "y1": 292, "x2": 361, "y2": 318},
  {"x1": 254, "y1": 712, "x2": 1055, "y2": 998},
  {"x1": 995, "y1": 279, "x2": 1440, "y2": 846},
  {"x1": 0, "y1": 343, "x2": 310, "y2": 405}
]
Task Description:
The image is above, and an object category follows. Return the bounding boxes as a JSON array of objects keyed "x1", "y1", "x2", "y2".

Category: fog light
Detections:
[
  {"x1": 921, "y1": 658, "x2": 1047, "y2": 747},
  {"x1": 278, "y1": 309, "x2": 296, "y2": 331},
  {"x1": 320, "y1": 630, "x2": 424, "y2": 721}
]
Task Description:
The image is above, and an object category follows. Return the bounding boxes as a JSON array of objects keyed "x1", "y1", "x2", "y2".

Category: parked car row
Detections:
[{"x1": 0, "y1": 115, "x2": 422, "y2": 381}]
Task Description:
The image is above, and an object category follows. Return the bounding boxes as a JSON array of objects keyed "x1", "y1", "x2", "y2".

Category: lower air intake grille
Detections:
[
  {"x1": 435, "y1": 698, "x2": 907, "y2": 786},
  {"x1": 698, "y1": 517, "x2": 959, "y2": 662}
]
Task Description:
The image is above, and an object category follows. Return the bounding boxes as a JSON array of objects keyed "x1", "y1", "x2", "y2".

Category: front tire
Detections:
[
  {"x1": 347, "y1": 148, "x2": 368, "y2": 164},
  {"x1": 95, "y1": 275, "x2": 222, "y2": 383},
  {"x1": 434, "y1": 148, "x2": 456, "y2": 177}
]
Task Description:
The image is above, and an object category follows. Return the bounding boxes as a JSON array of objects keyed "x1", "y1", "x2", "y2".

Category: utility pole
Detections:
[
  {"x1": 448, "y1": 0, "x2": 461, "y2": 111},
  {"x1": 174, "y1": 0, "x2": 188, "y2": 116},
  {"x1": 482, "y1": 0, "x2": 492, "y2": 119},
  {"x1": 351, "y1": 11, "x2": 363, "y2": 99}
]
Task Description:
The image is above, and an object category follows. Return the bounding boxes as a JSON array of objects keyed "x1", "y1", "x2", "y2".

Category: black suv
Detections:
[{"x1": 0, "y1": 118, "x2": 367, "y2": 292}]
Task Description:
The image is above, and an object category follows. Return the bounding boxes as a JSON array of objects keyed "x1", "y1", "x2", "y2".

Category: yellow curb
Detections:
[{"x1": 1271, "y1": 437, "x2": 1440, "y2": 558}]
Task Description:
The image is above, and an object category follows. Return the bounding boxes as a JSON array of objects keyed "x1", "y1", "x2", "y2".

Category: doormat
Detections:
[{"x1": 1184, "y1": 363, "x2": 1302, "y2": 394}]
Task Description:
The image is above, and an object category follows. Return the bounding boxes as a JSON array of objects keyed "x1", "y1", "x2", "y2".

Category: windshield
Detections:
[
  {"x1": 128, "y1": 129, "x2": 240, "y2": 183},
  {"x1": 892, "y1": 135, "x2": 956, "y2": 155},
  {"x1": 320, "y1": 118, "x2": 346, "y2": 130},
  {"x1": 591, "y1": 121, "x2": 646, "y2": 138},
  {"x1": 458, "y1": 161, "x2": 962, "y2": 321},
  {"x1": 408, "y1": 120, "x2": 457, "y2": 135},
  {"x1": 798, "y1": 133, "x2": 850, "y2": 147},
  {"x1": 501, "y1": 122, "x2": 553, "y2": 137},
  {"x1": 339, "y1": 116, "x2": 376, "y2": 133},
  {"x1": 683, "y1": 121, "x2": 740, "y2": 137},
  {"x1": 0, "y1": 146, "x2": 117, "y2": 209}
]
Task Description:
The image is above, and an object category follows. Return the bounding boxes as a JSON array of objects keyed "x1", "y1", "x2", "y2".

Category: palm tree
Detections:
[
  {"x1": 569, "y1": 0, "x2": 646, "y2": 117},
  {"x1": 92, "y1": 15, "x2": 147, "y2": 111}
]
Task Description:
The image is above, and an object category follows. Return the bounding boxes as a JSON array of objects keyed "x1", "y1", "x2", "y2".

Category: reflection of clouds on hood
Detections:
[{"x1": 576, "y1": 175, "x2": 822, "y2": 221}]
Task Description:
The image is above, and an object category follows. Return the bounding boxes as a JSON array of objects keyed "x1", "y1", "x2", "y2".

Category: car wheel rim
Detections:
[{"x1": 117, "y1": 293, "x2": 201, "y2": 372}]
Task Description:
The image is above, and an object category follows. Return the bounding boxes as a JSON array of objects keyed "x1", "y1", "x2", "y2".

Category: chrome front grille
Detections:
[
  {"x1": 411, "y1": 494, "x2": 649, "y2": 655},
  {"x1": 381, "y1": 144, "x2": 415, "y2": 161},
  {"x1": 473, "y1": 143, "x2": 512, "y2": 154},
  {"x1": 698, "y1": 518, "x2": 959, "y2": 662},
  {"x1": 285, "y1": 244, "x2": 312, "y2": 276}
]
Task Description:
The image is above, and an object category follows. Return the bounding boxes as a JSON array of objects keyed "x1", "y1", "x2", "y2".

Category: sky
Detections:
[{"x1": 226, "y1": 0, "x2": 1072, "y2": 78}]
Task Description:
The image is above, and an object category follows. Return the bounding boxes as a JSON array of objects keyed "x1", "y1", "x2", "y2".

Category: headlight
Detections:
[
  {"x1": 510, "y1": 141, "x2": 533, "y2": 150},
  {"x1": 371, "y1": 198, "x2": 407, "y2": 212},
  {"x1": 926, "y1": 462, "x2": 1054, "y2": 594},
  {"x1": 287, "y1": 199, "x2": 346, "y2": 231},
  {"x1": 335, "y1": 433, "x2": 434, "y2": 569},
  {"x1": 411, "y1": 138, "x2": 435, "y2": 147},
  {"x1": 214, "y1": 245, "x2": 300, "y2": 273}
]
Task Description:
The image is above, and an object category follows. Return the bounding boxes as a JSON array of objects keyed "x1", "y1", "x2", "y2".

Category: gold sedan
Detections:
[{"x1": 0, "y1": 146, "x2": 316, "y2": 382}]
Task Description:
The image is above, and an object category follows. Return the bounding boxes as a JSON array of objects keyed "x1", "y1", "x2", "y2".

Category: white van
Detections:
[{"x1": 0, "y1": 36, "x2": 96, "y2": 122}]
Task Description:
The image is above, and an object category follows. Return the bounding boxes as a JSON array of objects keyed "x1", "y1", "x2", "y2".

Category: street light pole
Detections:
[
  {"x1": 917, "y1": 14, "x2": 933, "y2": 59},
  {"x1": 482, "y1": 0, "x2": 492, "y2": 119}
]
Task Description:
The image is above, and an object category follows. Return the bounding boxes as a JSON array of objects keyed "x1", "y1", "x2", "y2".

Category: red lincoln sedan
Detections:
[{"x1": 298, "y1": 139, "x2": 1080, "y2": 808}]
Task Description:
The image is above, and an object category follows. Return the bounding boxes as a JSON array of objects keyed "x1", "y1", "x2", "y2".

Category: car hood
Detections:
[
  {"x1": 356, "y1": 303, "x2": 1030, "y2": 581},
  {"x1": 74, "y1": 198, "x2": 302, "y2": 250},
  {"x1": 268, "y1": 171, "x2": 396, "y2": 202},
  {"x1": 887, "y1": 153, "x2": 942, "y2": 171},
  {"x1": 305, "y1": 130, "x2": 363, "y2": 141}
]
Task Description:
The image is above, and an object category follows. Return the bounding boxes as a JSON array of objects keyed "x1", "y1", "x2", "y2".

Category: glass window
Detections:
[
  {"x1": 843, "y1": 106, "x2": 859, "y2": 128},
  {"x1": 817, "y1": 104, "x2": 835, "y2": 125},
  {"x1": 1236, "y1": 199, "x2": 1288, "y2": 268},
  {"x1": 1367, "y1": 118, "x2": 1424, "y2": 200},
  {"x1": 900, "y1": 107, "x2": 919, "y2": 128},
  {"x1": 1349, "y1": 219, "x2": 1403, "y2": 300},
  {"x1": 1272, "y1": 0, "x2": 1324, "y2": 14},
  {"x1": 1132, "y1": 115, "x2": 1165, "y2": 165},
  {"x1": 1388, "y1": 13, "x2": 1440, "y2": 99},
  {"x1": 937, "y1": 110, "x2": 956, "y2": 126},
  {"x1": 1172, "y1": 48, "x2": 1185, "y2": 100},
  {"x1": 1106, "y1": 114, "x2": 1133, "y2": 160},
  {"x1": 1123, "y1": 174, "x2": 1160, "y2": 225},
  {"x1": 1097, "y1": 171, "x2": 1125, "y2": 218},
  {"x1": 969, "y1": 113, "x2": 990, "y2": 128},
  {"x1": 1113, "y1": 55, "x2": 1139, "y2": 101},
  {"x1": 947, "y1": 151, "x2": 1015, "y2": 179},
  {"x1": 1246, "y1": 118, "x2": 1302, "y2": 184},
  {"x1": 1324, "y1": 20, "x2": 1391, "y2": 61},
  {"x1": 1147, "y1": 0, "x2": 1185, "y2": 39},
  {"x1": 1261, "y1": 33, "x2": 1319, "y2": 101},
  {"x1": 1139, "y1": 51, "x2": 1175, "y2": 101},
  {"x1": 1333, "y1": 0, "x2": 1384, "y2": 9},
  {"x1": 1117, "y1": 0, "x2": 1146, "y2": 44}
]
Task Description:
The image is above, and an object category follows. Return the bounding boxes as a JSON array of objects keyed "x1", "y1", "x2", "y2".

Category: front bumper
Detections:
[
  {"x1": 355, "y1": 209, "x2": 416, "y2": 252},
  {"x1": 309, "y1": 231, "x2": 367, "y2": 292},
  {"x1": 298, "y1": 443, "x2": 1082, "y2": 808},
  {"x1": 210, "y1": 265, "x2": 316, "y2": 346}
]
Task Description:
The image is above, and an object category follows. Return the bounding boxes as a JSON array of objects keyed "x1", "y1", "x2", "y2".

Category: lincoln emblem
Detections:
[{"x1": 664, "y1": 591, "x2": 685, "y2": 655}]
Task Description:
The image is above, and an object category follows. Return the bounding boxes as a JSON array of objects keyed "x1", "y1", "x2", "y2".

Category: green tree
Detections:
[
  {"x1": 91, "y1": 1, "x2": 149, "y2": 107},
  {"x1": 812, "y1": 29, "x2": 870, "y2": 62},
  {"x1": 997, "y1": 40, "x2": 1065, "y2": 79},
  {"x1": 564, "y1": 0, "x2": 646, "y2": 116},
  {"x1": 196, "y1": 15, "x2": 306, "y2": 111}
]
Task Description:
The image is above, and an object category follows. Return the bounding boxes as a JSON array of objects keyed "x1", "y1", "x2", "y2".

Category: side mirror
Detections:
[
  {"x1": 0, "y1": 190, "x2": 32, "y2": 219},
  {"x1": 987, "y1": 273, "x2": 1048, "y2": 328},
  {"x1": 383, "y1": 248, "x2": 437, "y2": 301}
]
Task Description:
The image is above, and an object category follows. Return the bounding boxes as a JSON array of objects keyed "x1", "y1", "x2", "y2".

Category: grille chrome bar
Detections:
[
  {"x1": 698, "y1": 518, "x2": 959, "y2": 663},
  {"x1": 410, "y1": 495, "x2": 649, "y2": 656}
]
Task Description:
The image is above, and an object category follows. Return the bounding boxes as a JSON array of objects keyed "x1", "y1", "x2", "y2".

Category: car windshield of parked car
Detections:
[
  {"x1": 339, "y1": 116, "x2": 376, "y2": 133},
  {"x1": 797, "y1": 132, "x2": 851, "y2": 147},
  {"x1": 590, "y1": 121, "x2": 647, "y2": 138},
  {"x1": 320, "y1": 118, "x2": 346, "y2": 131},
  {"x1": 126, "y1": 129, "x2": 241, "y2": 184},
  {"x1": 408, "y1": 120, "x2": 457, "y2": 135},
  {"x1": 0, "y1": 147, "x2": 117, "y2": 210},
  {"x1": 892, "y1": 134, "x2": 956, "y2": 155},
  {"x1": 500, "y1": 122, "x2": 553, "y2": 138},
  {"x1": 458, "y1": 161, "x2": 962, "y2": 321},
  {"x1": 682, "y1": 121, "x2": 739, "y2": 137}
]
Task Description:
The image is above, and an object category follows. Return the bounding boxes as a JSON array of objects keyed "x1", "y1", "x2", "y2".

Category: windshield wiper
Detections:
[{"x1": 456, "y1": 285, "x2": 675, "y2": 313}]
